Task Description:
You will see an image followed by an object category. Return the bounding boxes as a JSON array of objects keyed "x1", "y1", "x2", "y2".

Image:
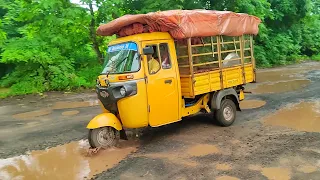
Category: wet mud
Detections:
[
  {"x1": 0, "y1": 140, "x2": 138, "y2": 180},
  {"x1": 264, "y1": 101, "x2": 320, "y2": 132}
]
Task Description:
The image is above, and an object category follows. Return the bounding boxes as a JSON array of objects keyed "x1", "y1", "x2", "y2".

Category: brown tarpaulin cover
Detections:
[{"x1": 97, "y1": 10, "x2": 261, "y2": 39}]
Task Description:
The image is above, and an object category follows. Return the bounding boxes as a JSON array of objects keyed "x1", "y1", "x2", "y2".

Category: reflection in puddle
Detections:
[
  {"x1": 62, "y1": 110, "x2": 80, "y2": 116},
  {"x1": 252, "y1": 79, "x2": 310, "y2": 94},
  {"x1": 186, "y1": 144, "x2": 220, "y2": 156},
  {"x1": 0, "y1": 140, "x2": 138, "y2": 180},
  {"x1": 261, "y1": 167, "x2": 291, "y2": 180},
  {"x1": 12, "y1": 108, "x2": 52, "y2": 120},
  {"x1": 52, "y1": 100, "x2": 99, "y2": 110},
  {"x1": 216, "y1": 175, "x2": 240, "y2": 180},
  {"x1": 240, "y1": 100, "x2": 266, "y2": 109},
  {"x1": 264, "y1": 101, "x2": 320, "y2": 132}
]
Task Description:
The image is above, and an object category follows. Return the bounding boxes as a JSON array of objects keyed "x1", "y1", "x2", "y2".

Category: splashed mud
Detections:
[
  {"x1": 215, "y1": 175, "x2": 240, "y2": 180},
  {"x1": 186, "y1": 144, "x2": 220, "y2": 156},
  {"x1": 52, "y1": 100, "x2": 99, "y2": 110},
  {"x1": 264, "y1": 101, "x2": 320, "y2": 132},
  {"x1": 240, "y1": 100, "x2": 266, "y2": 109},
  {"x1": 215, "y1": 163, "x2": 232, "y2": 170},
  {"x1": 297, "y1": 165, "x2": 317, "y2": 173},
  {"x1": 252, "y1": 79, "x2": 310, "y2": 94},
  {"x1": 61, "y1": 110, "x2": 80, "y2": 116},
  {"x1": 0, "y1": 140, "x2": 138, "y2": 180},
  {"x1": 261, "y1": 167, "x2": 291, "y2": 180},
  {"x1": 12, "y1": 108, "x2": 52, "y2": 120}
]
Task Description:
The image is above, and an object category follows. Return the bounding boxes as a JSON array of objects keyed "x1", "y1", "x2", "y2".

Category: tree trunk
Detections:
[{"x1": 89, "y1": 2, "x2": 103, "y2": 64}]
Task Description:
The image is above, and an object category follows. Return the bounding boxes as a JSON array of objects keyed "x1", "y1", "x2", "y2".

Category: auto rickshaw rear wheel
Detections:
[
  {"x1": 214, "y1": 99, "x2": 236, "y2": 127},
  {"x1": 88, "y1": 127, "x2": 120, "y2": 148}
]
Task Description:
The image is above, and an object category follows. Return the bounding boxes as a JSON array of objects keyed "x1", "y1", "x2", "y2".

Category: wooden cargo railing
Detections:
[{"x1": 176, "y1": 35, "x2": 254, "y2": 75}]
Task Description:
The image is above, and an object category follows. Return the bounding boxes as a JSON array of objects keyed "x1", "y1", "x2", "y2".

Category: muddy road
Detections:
[{"x1": 1, "y1": 61, "x2": 320, "y2": 180}]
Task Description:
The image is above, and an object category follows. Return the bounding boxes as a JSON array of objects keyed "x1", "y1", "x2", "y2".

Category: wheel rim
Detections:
[
  {"x1": 97, "y1": 127, "x2": 115, "y2": 147},
  {"x1": 223, "y1": 105, "x2": 234, "y2": 121}
]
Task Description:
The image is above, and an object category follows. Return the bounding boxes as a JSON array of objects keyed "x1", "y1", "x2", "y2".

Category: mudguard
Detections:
[
  {"x1": 86, "y1": 113, "x2": 122, "y2": 130},
  {"x1": 211, "y1": 88, "x2": 240, "y2": 110}
]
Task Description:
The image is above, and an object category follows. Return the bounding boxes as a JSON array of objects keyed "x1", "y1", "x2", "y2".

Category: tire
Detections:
[
  {"x1": 88, "y1": 127, "x2": 120, "y2": 148},
  {"x1": 215, "y1": 99, "x2": 236, "y2": 127}
]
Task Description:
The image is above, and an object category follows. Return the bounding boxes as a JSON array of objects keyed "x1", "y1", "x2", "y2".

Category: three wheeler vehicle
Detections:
[{"x1": 86, "y1": 10, "x2": 261, "y2": 148}]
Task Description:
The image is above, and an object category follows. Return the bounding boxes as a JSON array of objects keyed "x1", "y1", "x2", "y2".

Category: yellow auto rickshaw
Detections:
[{"x1": 87, "y1": 10, "x2": 260, "y2": 148}]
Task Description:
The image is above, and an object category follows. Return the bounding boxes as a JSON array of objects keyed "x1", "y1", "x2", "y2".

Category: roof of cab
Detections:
[{"x1": 109, "y1": 32, "x2": 173, "y2": 45}]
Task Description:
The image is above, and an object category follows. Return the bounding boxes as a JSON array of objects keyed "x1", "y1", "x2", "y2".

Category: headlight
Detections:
[
  {"x1": 120, "y1": 87, "x2": 126, "y2": 96},
  {"x1": 96, "y1": 79, "x2": 100, "y2": 85}
]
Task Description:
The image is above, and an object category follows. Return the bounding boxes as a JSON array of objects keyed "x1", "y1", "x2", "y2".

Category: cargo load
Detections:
[{"x1": 97, "y1": 10, "x2": 261, "y2": 39}]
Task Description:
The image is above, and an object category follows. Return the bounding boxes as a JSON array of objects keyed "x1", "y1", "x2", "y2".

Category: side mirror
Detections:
[{"x1": 143, "y1": 46, "x2": 154, "y2": 55}]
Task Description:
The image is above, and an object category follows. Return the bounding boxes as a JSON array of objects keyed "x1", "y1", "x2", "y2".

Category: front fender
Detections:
[{"x1": 87, "y1": 113, "x2": 122, "y2": 130}]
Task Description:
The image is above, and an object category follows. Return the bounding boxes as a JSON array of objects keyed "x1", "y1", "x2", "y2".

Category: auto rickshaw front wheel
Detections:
[{"x1": 88, "y1": 127, "x2": 120, "y2": 148}]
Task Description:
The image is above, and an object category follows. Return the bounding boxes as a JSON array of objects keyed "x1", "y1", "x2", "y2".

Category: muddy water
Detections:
[
  {"x1": 12, "y1": 108, "x2": 52, "y2": 120},
  {"x1": 252, "y1": 79, "x2": 310, "y2": 94},
  {"x1": 297, "y1": 165, "x2": 317, "y2": 173},
  {"x1": 11, "y1": 100, "x2": 99, "y2": 120},
  {"x1": 62, "y1": 110, "x2": 80, "y2": 116},
  {"x1": 52, "y1": 100, "x2": 99, "y2": 110},
  {"x1": 0, "y1": 140, "x2": 138, "y2": 180},
  {"x1": 215, "y1": 176, "x2": 240, "y2": 180},
  {"x1": 215, "y1": 163, "x2": 232, "y2": 170},
  {"x1": 186, "y1": 144, "x2": 220, "y2": 156},
  {"x1": 240, "y1": 100, "x2": 266, "y2": 109},
  {"x1": 264, "y1": 101, "x2": 320, "y2": 132},
  {"x1": 261, "y1": 167, "x2": 291, "y2": 180}
]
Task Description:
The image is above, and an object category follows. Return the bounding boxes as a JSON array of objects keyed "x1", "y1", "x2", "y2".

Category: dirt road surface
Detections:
[{"x1": 0, "y1": 61, "x2": 320, "y2": 180}]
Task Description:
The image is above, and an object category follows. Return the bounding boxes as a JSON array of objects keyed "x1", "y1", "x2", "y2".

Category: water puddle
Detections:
[
  {"x1": 215, "y1": 175, "x2": 239, "y2": 180},
  {"x1": 263, "y1": 101, "x2": 320, "y2": 132},
  {"x1": 256, "y1": 70, "x2": 301, "y2": 83},
  {"x1": 186, "y1": 144, "x2": 220, "y2": 156},
  {"x1": 52, "y1": 100, "x2": 99, "y2": 110},
  {"x1": 240, "y1": 100, "x2": 266, "y2": 109},
  {"x1": 0, "y1": 140, "x2": 138, "y2": 180},
  {"x1": 297, "y1": 165, "x2": 317, "y2": 173},
  {"x1": 252, "y1": 79, "x2": 310, "y2": 94},
  {"x1": 261, "y1": 167, "x2": 291, "y2": 180},
  {"x1": 12, "y1": 108, "x2": 52, "y2": 120},
  {"x1": 215, "y1": 163, "x2": 232, "y2": 170},
  {"x1": 62, "y1": 110, "x2": 80, "y2": 116},
  {"x1": 11, "y1": 100, "x2": 99, "y2": 120}
]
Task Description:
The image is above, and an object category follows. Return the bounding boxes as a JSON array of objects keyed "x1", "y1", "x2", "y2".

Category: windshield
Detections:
[{"x1": 102, "y1": 42, "x2": 139, "y2": 74}]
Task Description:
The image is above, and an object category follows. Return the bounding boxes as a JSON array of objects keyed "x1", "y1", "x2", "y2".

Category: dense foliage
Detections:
[{"x1": 0, "y1": 0, "x2": 319, "y2": 97}]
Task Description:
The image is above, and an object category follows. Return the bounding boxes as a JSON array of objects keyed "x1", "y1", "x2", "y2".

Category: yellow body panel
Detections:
[
  {"x1": 117, "y1": 80, "x2": 149, "y2": 128},
  {"x1": 182, "y1": 94, "x2": 210, "y2": 117},
  {"x1": 87, "y1": 113, "x2": 122, "y2": 130},
  {"x1": 181, "y1": 65, "x2": 254, "y2": 98},
  {"x1": 142, "y1": 40, "x2": 182, "y2": 127}
]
